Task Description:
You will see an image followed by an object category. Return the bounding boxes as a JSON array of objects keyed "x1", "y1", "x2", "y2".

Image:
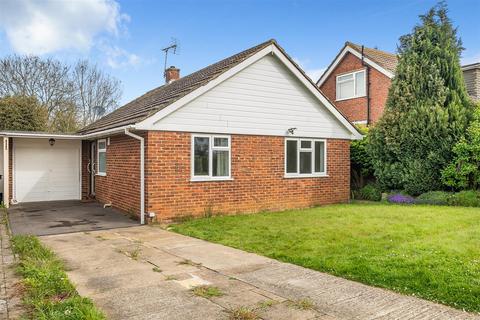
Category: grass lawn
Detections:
[{"x1": 171, "y1": 202, "x2": 480, "y2": 312}]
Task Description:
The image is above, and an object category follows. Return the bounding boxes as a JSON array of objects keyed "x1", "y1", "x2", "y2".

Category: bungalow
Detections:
[{"x1": 0, "y1": 40, "x2": 361, "y2": 224}]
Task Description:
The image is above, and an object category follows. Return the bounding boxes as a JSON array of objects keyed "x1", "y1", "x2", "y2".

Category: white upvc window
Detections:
[
  {"x1": 285, "y1": 138, "x2": 327, "y2": 178},
  {"x1": 336, "y1": 69, "x2": 366, "y2": 101},
  {"x1": 97, "y1": 139, "x2": 107, "y2": 176},
  {"x1": 191, "y1": 134, "x2": 231, "y2": 181}
]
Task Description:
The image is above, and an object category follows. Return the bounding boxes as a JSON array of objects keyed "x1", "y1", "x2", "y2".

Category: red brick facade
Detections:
[
  {"x1": 82, "y1": 134, "x2": 143, "y2": 216},
  {"x1": 146, "y1": 131, "x2": 350, "y2": 221},
  {"x1": 319, "y1": 52, "x2": 391, "y2": 124},
  {"x1": 81, "y1": 131, "x2": 351, "y2": 221}
]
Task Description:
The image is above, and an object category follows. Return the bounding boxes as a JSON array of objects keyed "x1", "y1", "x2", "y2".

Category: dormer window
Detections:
[{"x1": 336, "y1": 70, "x2": 366, "y2": 101}]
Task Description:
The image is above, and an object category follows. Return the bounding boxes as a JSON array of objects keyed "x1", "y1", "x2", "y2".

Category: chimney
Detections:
[{"x1": 165, "y1": 66, "x2": 180, "y2": 83}]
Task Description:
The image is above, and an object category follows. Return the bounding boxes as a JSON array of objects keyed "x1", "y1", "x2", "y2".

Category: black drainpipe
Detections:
[{"x1": 361, "y1": 45, "x2": 371, "y2": 126}]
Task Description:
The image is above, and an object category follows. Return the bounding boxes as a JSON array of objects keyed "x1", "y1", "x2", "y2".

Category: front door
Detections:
[{"x1": 90, "y1": 141, "x2": 96, "y2": 196}]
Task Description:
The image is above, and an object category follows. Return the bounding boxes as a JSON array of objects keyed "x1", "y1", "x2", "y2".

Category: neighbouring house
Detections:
[
  {"x1": 462, "y1": 62, "x2": 480, "y2": 101},
  {"x1": 0, "y1": 40, "x2": 362, "y2": 223},
  {"x1": 317, "y1": 42, "x2": 479, "y2": 125},
  {"x1": 317, "y1": 42, "x2": 397, "y2": 125}
]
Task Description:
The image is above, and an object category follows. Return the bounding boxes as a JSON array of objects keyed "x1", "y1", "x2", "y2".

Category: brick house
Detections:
[
  {"x1": 317, "y1": 42, "x2": 479, "y2": 125},
  {"x1": 0, "y1": 40, "x2": 361, "y2": 223},
  {"x1": 317, "y1": 42, "x2": 398, "y2": 125}
]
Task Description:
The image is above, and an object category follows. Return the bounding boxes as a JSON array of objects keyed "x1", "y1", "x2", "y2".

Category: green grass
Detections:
[
  {"x1": 191, "y1": 285, "x2": 224, "y2": 298},
  {"x1": 171, "y1": 203, "x2": 480, "y2": 312},
  {"x1": 11, "y1": 235, "x2": 105, "y2": 320}
]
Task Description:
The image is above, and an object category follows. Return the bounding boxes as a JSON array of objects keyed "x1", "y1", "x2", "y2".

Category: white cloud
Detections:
[
  {"x1": 101, "y1": 44, "x2": 141, "y2": 69},
  {"x1": 0, "y1": 0, "x2": 128, "y2": 55},
  {"x1": 293, "y1": 57, "x2": 326, "y2": 82},
  {"x1": 305, "y1": 68, "x2": 326, "y2": 82}
]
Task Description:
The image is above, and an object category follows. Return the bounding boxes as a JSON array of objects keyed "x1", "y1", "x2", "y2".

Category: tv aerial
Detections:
[{"x1": 162, "y1": 38, "x2": 180, "y2": 81}]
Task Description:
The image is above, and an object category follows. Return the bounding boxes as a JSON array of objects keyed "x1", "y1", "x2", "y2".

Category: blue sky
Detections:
[{"x1": 0, "y1": 0, "x2": 479, "y2": 105}]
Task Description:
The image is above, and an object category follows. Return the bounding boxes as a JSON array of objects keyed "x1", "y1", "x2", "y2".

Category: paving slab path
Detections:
[
  {"x1": 41, "y1": 226, "x2": 479, "y2": 320},
  {"x1": 0, "y1": 212, "x2": 24, "y2": 320}
]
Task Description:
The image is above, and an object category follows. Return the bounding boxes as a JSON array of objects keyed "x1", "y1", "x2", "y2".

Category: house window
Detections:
[
  {"x1": 192, "y1": 134, "x2": 231, "y2": 181},
  {"x1": 97, "y1": 139, "x2": 107, "y2": 176},
  {"x1": 336, "y1": 70, "x2": 366, "y2": 100},
  {"x1": 285, "y1": 138, "x2": 326, "y2": 177}
]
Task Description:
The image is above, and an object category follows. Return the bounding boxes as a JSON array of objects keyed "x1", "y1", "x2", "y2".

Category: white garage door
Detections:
[{"x1": 14, "y1": 138, "x2": 81, "y2": 202}]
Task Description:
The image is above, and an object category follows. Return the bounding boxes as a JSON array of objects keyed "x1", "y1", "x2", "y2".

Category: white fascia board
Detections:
[
  {"x1": 135, "y1": 46, "x2": 274, "y2": 129},
  {"x1": 82, "y1": 125, "x2": 132, "y2": 139},
  {"x1": 0, "y1": 132, "x2": 82, "y2": 139},
  {"x1": 462, "y1": 63, "x2": 480, "y2": 71},
  {"x1": 317, "y1": 47, "x2": 394, "y2": 87},
  {"x1": 0, "y1": 125, "x2": 133, "y2": 140}
]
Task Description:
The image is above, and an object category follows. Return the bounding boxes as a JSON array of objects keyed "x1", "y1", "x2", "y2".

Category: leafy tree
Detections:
[
  {"x1": 49, "y1": 101, "x2": 79, "y2": 133},
  {"x1": 368, "y1": 2, "x2": 473, "y2": 195},
  {"x1": 442, "y1": 104, "x2": 480, "y2": 190},
  {"x1": 0, "y1": 95, "x2": 48, "y2": 131}
]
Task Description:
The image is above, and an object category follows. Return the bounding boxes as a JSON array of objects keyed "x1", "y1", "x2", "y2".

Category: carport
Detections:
[
  {"x1": 8, "y1": 200, "x2": 137, "y2": 236},
  {"x1": 0, "y1": 131, "x2": 141, "y2": 235}
]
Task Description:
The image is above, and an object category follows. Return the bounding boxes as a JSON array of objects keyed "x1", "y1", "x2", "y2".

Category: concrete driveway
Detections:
[
  {"x1": 8, "y1": 201, "x2": 137, "y2": 236},
  {"x1": 40, "y1": 226, "x2": 479, "y2": 320}
]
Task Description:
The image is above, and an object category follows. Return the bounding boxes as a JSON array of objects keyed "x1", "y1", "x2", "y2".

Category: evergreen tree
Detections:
[
  {"x1": 0, "y1": 95, "x2": 48, "y2": 131},
  {"x1": 368, "y1": 2, "x2": 473, "y2": 195}
]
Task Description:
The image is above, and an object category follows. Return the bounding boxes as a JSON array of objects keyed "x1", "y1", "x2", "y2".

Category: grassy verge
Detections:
[
  {"x1": 11, "y1": 235, "x2": 105, "y2": 320},
  {"x1": 171, "y1": 203, "x2": 480, "y2": 313}
]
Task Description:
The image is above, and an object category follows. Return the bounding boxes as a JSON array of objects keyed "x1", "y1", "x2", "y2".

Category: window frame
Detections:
[
  {"x1": 96, "y1": 139, "x2": 107, "y2": 176},
  {"x1": 191, "y1": 134, "x2": 232, "y2": 182},
  {"x1": 284, "y1": 138, "x2": 327, "y2": 178},
  {"x1": 335, "y1": 69, "x2": 366, "y2": 101}
]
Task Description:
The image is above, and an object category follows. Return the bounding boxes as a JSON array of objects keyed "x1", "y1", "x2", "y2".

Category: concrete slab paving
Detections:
[{"x1": 40, "y1": 226, "x2": 480, "y2": 320}]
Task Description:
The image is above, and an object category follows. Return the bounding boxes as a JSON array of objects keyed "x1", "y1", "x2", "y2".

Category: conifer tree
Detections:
[{"x1": 368, "y1": 2, "x2": 473, "y2": 195}]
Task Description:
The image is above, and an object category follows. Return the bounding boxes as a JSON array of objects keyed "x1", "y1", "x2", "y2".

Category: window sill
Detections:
[
  {"x1": 284, "y1": 174, "x2": 329, "y2": 179},
  {"x1": 96, "y1": 173, "x2": 106, "y2": 177},
  {"x1": 335, "y1": 95, "x2": 366, "y2": 102},
  {"x1": 190, "y1": 177, "x2": 234, "y2": 182}
]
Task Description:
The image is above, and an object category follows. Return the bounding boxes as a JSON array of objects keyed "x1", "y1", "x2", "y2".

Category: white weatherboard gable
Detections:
[{"x1": 146, "y1": 54, "x2": 357, "y2": 140}]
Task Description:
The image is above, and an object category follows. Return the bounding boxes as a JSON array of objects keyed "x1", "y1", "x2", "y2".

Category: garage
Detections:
[{"x1": 13, "y1": 138, "x2": 81, "y2": 202}]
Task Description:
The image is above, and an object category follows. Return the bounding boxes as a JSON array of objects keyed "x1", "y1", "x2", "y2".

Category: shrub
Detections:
[
  {"x1": 415, "y1": 191, "x2": 452, "y2": 205},
  {"x1": 356, "y1": 184, "x2": 382, "y2": 201},
  {"x1": 447, "y1": 190, "x2": 480, "y2": 207},
  {"x1": 442, "y1": 105, "x2": 480, "y2": 190},
  {"x1": 350, "y1": 128, "x2": 374, "y2": 189},
  {"x1": 387, "y1": 193, "x2": 415, "y2": 204}
]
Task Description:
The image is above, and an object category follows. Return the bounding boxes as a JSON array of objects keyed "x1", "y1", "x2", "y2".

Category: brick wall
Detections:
[
  {"x1": 319, "y1": 52, "x2": 391, "y2": 124},
  {"x1": 91, "y1": 134, "x2": 143, "y2": 216},
  {"x1": 146, "y1": 131, "x2": 350, "y2": 221}
]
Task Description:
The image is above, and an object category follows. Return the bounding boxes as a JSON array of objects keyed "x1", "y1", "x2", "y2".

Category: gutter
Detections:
[{"x1": 124, "y1": 127, "x2": 145, "y2": 225}]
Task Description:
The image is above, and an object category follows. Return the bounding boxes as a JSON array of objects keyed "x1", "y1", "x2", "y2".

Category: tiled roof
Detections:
[
  {"x1": 79, "y1": 39, "x2": 275, "y2": 134},
  {"x1": 346, "y1": 42, "x2": 398, "y2": 73}
]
